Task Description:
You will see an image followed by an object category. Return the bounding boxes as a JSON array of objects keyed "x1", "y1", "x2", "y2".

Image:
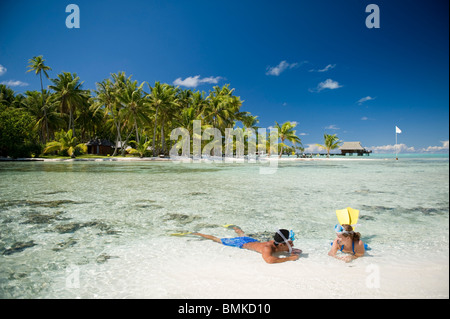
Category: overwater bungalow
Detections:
[{"x1": 339, "y1": 142, "x2": 372, "y2": 156}]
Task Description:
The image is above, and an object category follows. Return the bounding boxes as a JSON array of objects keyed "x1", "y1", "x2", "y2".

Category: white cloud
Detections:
[
  {"x1": 325, "y1": 124, "x2": 340, "y2": 130},
  {"x1": 299, "y1": 132, "x2": 309, "y2": 136},
  {"x1": 369, "y1": 141, "x2": 449, "y2": 154},
  {"x1": 0, "y1": 64, "x2": 6, "y2": 76},
  {"x1": 1, "y1": 80, "x2": 29, "y2": 87},
  {"x1": 265, "y1": 60, "x2": 299, "y2": 76},
  {"x1": 421, "y1": 140, "x2": 449, "y2": 153},
  {"x1": 318, "y1": 64, "x2": 336, "y2": 72},
  {"x1": 361, "y1": 116, "x2": 369, "y2": 121},
  {"x1": 310, "y1": 64, "x2": 336, "y2": 72},
  {"x1": 358, "y1": 96, "x2": 375, "y2": 105},
  {"x1": 303, "y1": 144, "x2": 323, "y2": 153},
  {"x1": 369, "y1": 144, "x2": 416, "y2": 153},
  {"x1": 303, "y1": 143, "x2": 340, "y2": 154},
  {"x1": 310, "y1": 79, "x2": 342, "y2": 92},
  {"x1": 173, "y1": 75, "x2": 222, "y2": 88}
]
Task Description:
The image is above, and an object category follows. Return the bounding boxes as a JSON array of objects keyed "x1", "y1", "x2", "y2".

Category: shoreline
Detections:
[{"x1": 0, "y1": 156, "x2": 397, "y2": 162}]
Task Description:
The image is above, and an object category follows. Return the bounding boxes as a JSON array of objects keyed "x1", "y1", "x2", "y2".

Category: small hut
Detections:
[
  {"x1": 339, "y1": 142, "x2": 372, "y2": 156},
  {"x1": 85, "y1": 138, "x2": 115, "y2": 156}
]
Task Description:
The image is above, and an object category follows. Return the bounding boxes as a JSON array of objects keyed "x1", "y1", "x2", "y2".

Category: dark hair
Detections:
[
  {"x1": 273, "y1": 229, "x2": 290, "y2": 245},
  {"x1": 341, "y1": 224, "x2": 361, "y2": 242}
]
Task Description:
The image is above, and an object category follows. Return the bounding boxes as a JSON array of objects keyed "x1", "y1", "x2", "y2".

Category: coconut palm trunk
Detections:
[
  {"x1": 38, "y1": 72, "x2": 49, "y2": 143},
  {"x1": 152, "y1": 106, "x2": 159, "y2": 157}
]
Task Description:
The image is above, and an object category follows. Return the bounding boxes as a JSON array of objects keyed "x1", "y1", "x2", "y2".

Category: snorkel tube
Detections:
[{"x1": 274, "y1": 229, "x2": 295, "y2": 253}]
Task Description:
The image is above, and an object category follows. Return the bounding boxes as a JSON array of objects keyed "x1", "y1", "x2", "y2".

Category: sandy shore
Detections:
[
  {"x1": 1, "y1": 156, "x2": 381, "y2": 162},
  {"x1": 59, "y1": 238, "x2": 449, "y2": 299}
]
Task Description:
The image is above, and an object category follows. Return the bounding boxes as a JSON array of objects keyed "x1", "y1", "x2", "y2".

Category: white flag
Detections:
[{"x1": 395, "y1": 126, "x2": 402, "y2": 134}]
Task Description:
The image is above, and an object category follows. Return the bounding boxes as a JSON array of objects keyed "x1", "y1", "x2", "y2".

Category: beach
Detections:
[{"x1": 0, "y1": 155, "x2": 448, "y2": 298}]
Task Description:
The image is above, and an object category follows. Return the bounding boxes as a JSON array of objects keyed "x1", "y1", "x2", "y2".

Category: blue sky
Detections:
[{"x1": 0, "y1": 0, "x2": 448, "y2": 153}]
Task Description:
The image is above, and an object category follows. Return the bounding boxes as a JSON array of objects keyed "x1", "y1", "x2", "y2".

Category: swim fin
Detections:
[
  {"x1": 336, "y1": 207, "x2": 359, "y2": 226},
  {"x1": 170, "y1": 231, "x2": 193, "y2": 236},
  {"x1": 347, "y1": 207, "x2": 359, "y2": 225},
  {"x1": 223, "y1": 224, "x2": 241, "y2": 230}
]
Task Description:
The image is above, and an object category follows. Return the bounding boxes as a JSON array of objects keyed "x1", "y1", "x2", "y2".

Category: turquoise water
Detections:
[{"x1": 0, "y1": 156, "x2": 448, "y2": 298}]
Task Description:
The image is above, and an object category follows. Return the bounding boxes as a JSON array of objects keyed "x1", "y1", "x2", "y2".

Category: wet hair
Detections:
[
  {"x1": 341, "y1": 224, "x2": 361, "y2": 242},
  {"x1": 273, "y1": 229, "x2": 290, "y2": 246}
]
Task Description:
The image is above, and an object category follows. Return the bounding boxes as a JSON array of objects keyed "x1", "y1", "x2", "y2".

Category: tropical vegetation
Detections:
[
  {"x1": 42, "y1": 129, "x2": 87, "y2": 158},
  {"x1": 0, "y1": 55, "x2": 307, "y2": 159},
  {"x1": 316, "y1": 133, "x2": 342, "y2": 158}
]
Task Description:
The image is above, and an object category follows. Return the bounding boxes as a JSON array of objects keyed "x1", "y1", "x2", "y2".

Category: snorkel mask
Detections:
[
  {"x1": 334, "y1": 224, "x2": 353, "y2": 235},
  {"x1": 275, "y1": 229, "x2": 295, "y2": 253}
]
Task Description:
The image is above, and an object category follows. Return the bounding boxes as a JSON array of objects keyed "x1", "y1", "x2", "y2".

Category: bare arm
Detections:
[
  {"x1": 328, "y1": 238, "x2": 351, "y2": 262},
  {"x1": 328, "y1": 238, "x2": 361, "y2": 263},
  {"x1": 262, "y1": 246, "x2": 299, "y2": 264},
  {"x1": 328, "y1": 238, "x2": 340, "y2": 257}
]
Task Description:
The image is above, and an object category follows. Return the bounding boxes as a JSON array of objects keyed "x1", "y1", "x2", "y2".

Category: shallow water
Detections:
[{"x1": 0, "y1": 156, "x2": 448, "y2": 298}]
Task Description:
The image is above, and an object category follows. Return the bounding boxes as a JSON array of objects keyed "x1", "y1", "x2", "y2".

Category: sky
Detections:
[{"x1": 0, "y1": 0, "x2": 448, "y2": 153}]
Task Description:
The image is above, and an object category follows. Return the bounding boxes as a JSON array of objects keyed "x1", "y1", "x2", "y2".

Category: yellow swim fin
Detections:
[
  {"x1": 336, "y1": 208, "x2": 351, "y2": 225},
  {"x1": 336, "y1": 207, "x2": 359, "y2": 226},
  {"x1": 223, "y1": 224, "x2": 241, "y2": 230},
  {"x1": 347, "y1": 207, "x2": 359, "y2": 225},
  {"x1": 170, "y1": 231, "x2": 193, "y2": 236}
]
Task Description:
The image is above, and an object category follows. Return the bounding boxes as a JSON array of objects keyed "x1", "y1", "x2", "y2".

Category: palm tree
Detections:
[
  {"x1": 316, "y1": 133, "x2": 342, "y2": 158},
  {"x1": 203, "y1": 85, "x2": 246, "y2": 134},
  {"x1": 116, "y1": 77, "x2": 148, "y2": 146},
  {"x1": 92, "y1": 78, "x2": 121, "y2": 156},
  {"x1": 189, "y1": 90, "x2": 208, "y2": 120},
  {"x1": 274, "y1": 121, "x2": 302, "y2": 157},
  {"x1": 77, "y1": 91, "x2": 104, "y2": 141},
  {"x1": 49, "y1": 72, "x2": 87, "y2": 136},
  {"x1": 204, "y1": 89, "x2": 232, "y2": 132},
  {"x1": 146, "y1": 82, "x2": 178, "y2": 156},
  {"x1": 43, "y1": 129, "x2": 87, "y2": 158},
  {"x1": 241, "y1": 114, "x2": 259, "y2": 130},
  {"x1": 0, "y1": 84, "x2": 17, "y2": 107},
  {"x1": 26, "y1": 56, "x2": 52, "y2": 142},
  {"x1": 128, "y1": 138, "x2": 152, "y2": 158},
  {"x1": 24, "y1": 90, "x2": 64, "y2": 143}
]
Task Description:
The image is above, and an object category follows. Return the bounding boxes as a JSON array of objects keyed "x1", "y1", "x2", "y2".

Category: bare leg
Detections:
[
  {"x1": 192, "y1": 232, "x2": 222, "y2": 243},
  {"x1": 233, "y1": 227, "x2": 245, "y2": 237}
]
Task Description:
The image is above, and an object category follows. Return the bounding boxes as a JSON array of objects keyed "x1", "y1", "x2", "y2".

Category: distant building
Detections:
[
  {"x1": 339, "y1": 142, "x2": 372, "y2": 156},
  {"x1": 85, "y1": 138, "x2": 115, "y2": 155}
]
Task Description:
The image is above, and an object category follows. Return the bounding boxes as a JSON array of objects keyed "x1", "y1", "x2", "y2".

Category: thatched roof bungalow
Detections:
[{"x1": 339, "y1": 142, "x2": 372, "y2": 156}]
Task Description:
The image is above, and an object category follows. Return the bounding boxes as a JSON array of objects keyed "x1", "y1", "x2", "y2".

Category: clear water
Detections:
[{"x1": 0, "y1": 156, "x2": 448, "y2": 298}]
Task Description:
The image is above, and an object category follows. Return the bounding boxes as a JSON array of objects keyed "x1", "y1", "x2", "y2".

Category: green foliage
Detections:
[
  {"x1": 274, "y1": 121, "x2": 302, "y2": 157},
  {"x1": 316, "y1": 134, "x2": 342, "y2": 157},
  {"x1": 0, "y1": 107, "x2": 42, "y2": 158},
  {"x1": 128, "y1": 139, "x2": 152, "y2": 158},
  {"x1": 43, "y1": 129, "x2": 87, "y2": 158}
]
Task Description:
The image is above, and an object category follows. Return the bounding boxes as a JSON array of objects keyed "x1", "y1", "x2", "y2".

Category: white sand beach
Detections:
[{"x1": 57, "y1": 237, "x2": 449, "y2": 299}]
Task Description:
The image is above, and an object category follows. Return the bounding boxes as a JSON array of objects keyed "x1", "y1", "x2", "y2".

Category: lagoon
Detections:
[{"x1": 0, "y1": 155, "x2": 448, "y2": 298}]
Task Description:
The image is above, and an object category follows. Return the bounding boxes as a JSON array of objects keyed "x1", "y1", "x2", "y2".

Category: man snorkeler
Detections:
[{"x1": 192, "y1": 226, "x2": 301, "y2": 264}]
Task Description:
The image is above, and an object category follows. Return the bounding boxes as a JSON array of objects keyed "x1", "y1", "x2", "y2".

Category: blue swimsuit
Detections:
[
  {"x1": 340, "y1": 241, "x2": 356, "y2": 255},
  {"x1": 221, "y1": 237, "x2": 259, "y2": 249},
  {"x1": 331, "y1": 241, "x2": 369, "y2": 254}
]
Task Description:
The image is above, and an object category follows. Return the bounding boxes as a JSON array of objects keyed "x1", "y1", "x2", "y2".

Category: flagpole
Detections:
[
  {"x1": 395, "y1": 126, "x2": 402, "y2": 160},
  {"x1": 395, "y1": 130, "x2": 398, "y2": 160}
]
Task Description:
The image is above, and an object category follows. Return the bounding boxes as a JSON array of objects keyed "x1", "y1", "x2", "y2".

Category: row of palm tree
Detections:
[{"x1": 1, "y1": 55, "x2": 325, "y2": 158}]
